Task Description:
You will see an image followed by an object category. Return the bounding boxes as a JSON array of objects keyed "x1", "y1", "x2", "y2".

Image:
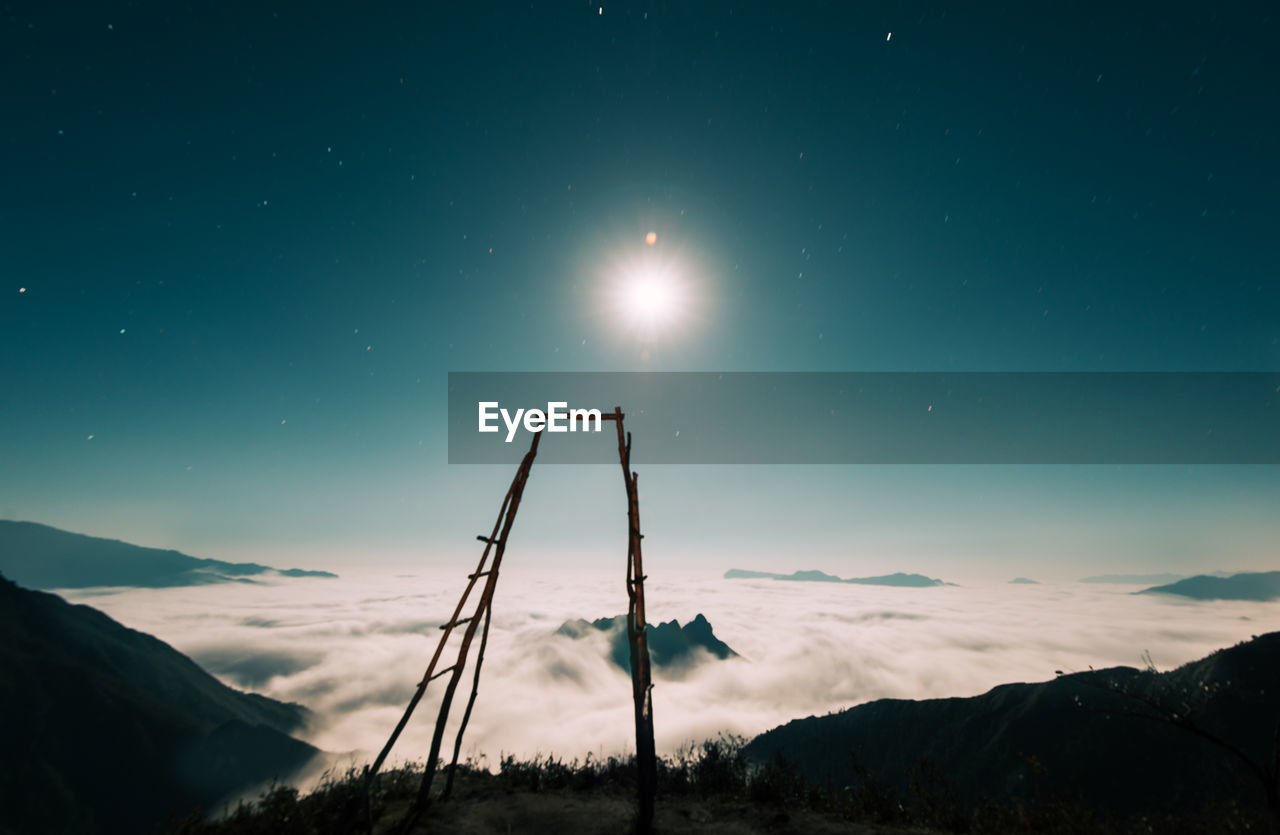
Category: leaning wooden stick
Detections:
[
  {"x1": 443, "y1": 595, "x2": 493, "y2": 798},
  {"x1": 399, "y1": 431, "x2": 542, "y2": 832},
  {"x1": 364, "y1": 478, "x2": 516, "y2": 786},
  {"x1": 613, "y1": 406, "x2": 658, "y2": 834},
  {"x1": 364, "y1": 407, "x2": 656, "y2": 834}
]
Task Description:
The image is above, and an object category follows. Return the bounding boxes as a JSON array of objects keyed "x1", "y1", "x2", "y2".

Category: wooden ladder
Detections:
[{"x1": 364, "y1": 406, "x2": 657, "y2": 834}]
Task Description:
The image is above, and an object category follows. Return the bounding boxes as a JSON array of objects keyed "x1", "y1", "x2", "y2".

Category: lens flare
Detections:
[
  {"x1": 625, "y1": 272, "x2": 675, "y2": 324},
  {"x1": 581, "y1": 212, "x2": 716, "y2": 354},
  {"x1": 617, "y1": 263, "x2": 685, "y2": 333}
]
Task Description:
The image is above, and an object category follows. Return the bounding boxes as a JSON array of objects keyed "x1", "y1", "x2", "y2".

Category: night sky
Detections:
[{"x1": 3, "y1": 2, "x2": 1278, "y2": 575}]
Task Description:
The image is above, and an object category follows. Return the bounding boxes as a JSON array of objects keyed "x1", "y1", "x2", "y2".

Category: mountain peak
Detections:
[
  {"x1": 746, "y1": 632, "x2": 1280, "y2": 821},
  {"x1": 0, "y1": 520, "x2": 337, "y2": 589},
  {"x1": 556, "y1": 613, "x2": 738, "y2": 672},
  {"x1": 1136, "y1": 570, "x2": 1280, "y2": 601},
  {"x1": 725, "y1": 568, "x2": 950, "y2": 587},
  {"x1": 0, "y1": 574, "x2": 319, "y2": 832}
]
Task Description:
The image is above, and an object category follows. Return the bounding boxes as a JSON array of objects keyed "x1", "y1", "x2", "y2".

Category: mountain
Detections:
[
  {"x1": 0, "y1": 520, "x2": 337, "y2": 589},
  {"x1": 846, "y1": 572, "x2": 949, "y2": 587},
  {"x1": 556, "y1": 613, "x2": 738, "y2": 672},
  {"x1": 1008, "y1": 577, "x2": 1039, "y2": 584},
  {"x1": 1081, "y1": 570, "x2": 1236, "y2": 585},
  {"x1": 0, "y1": 573, "x2": 320, "y2": 834},
  {"x1": 745, "y1": 633, "x2": 1280, "y2": 820},
  {"x1": 1078, "y1": 572, "x2": 1187, "y2": 584},
  {"x1": 1136, "y1": 570, "x2": 1280, "y2": 602},
  {"x1": 725, "y1": 568, "x2": 950, "y2": 587},
  {"x1": 723, "y1": 568, "x2": 782, "y2": 579},
  {"x1": 779, "y1": 569, "x2": 845, "y2": 583}
]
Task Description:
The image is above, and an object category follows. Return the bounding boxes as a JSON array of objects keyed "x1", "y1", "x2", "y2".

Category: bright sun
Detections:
[
  {"x1": 619, "y1": 265, "x2": 683, "y2": 330},
  {"x1": 593, "y1": 229, "x2": 705, "y2": 346},
  {"x1": 625, "y1": 272, "x2": 676, "y2": 323}
]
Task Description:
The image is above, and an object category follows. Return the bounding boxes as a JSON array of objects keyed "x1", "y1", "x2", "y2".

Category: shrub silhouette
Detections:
[{"x1": 167, "y1": 735, "x2": 1273, "y2": 834}]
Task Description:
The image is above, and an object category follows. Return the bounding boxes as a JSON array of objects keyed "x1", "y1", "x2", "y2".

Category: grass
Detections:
[{"x1": 164, "y1": 736, "x2": 1268, "y2": 834}]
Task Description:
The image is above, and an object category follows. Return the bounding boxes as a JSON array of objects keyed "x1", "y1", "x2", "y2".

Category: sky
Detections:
[{"x1": 2, "y1": 2, "x2": 1278, "y2": 578}]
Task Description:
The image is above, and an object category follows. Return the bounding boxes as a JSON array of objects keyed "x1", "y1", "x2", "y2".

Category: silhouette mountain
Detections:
[
  {"x1": 1008, "y1": 577, "x2": 1039, "y2": 584},
  {"x1": 1137, "y1": 570, "x2": 1280, "y2": 601},
  {"x1": 722, "y1": 568, "x2": 781, "y2": 580},
  {"x1": 0, "y1": 573, "x2": 320, "y2": 834},
  {"x1": 1078, "y1": 572, "x2": 1187, "y2": 584},
  {"x1": 1080, "y1": 570, "x2": 1236, "y2": 584},
  {"x1": 725, "y1": 568, "x2": 950, "y2": 587},
  {"x1": 556, "y1": 613, "x2": 738, "y2": 672},
  {"x1": 846, "y1": 572, "x2": 949, "y2": 587},
  {"x1": 0, "y1": 520, "x2": 337, "y2": 589},
  {"x1": 745, "y1": 632, "x2": 1280, "y2": 820}
]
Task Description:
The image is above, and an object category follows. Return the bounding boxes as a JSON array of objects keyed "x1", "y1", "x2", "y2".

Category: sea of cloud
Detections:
[{"x1": 62, "y1": 565, "x2": 1279, "y2": 785}]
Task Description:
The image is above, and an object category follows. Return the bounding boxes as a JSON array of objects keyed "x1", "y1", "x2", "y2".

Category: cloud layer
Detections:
[{"x1": 62, "y1": 565, "x2": 1280, "y2": 783}]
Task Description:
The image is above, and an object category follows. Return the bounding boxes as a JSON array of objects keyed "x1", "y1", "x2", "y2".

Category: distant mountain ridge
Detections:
[
  {"x1": 725, "y1": 568, "x2": 951, "y2": 587},
  {"x1": 1079, "y1": 570, "x2": 1234, "y2": 584},
  {"x1": 0, "y1": 520, "x2": 337, "y2": 589},
  {"x1": 1136, "y1": 571, "x2": 1280, "y2": 602},
  {"x1": 746, "y1": 632, "x2": 1280, "y2": 820},
  {"x1": 0, "y1": 573, "x2": 320, "y2": 833},
  {"x1": 1079, "y1": 572, "x2": 1189, "y2": 584},
  {"x1": 556, "y1": 613, "x2": 738, "y2": 673}
]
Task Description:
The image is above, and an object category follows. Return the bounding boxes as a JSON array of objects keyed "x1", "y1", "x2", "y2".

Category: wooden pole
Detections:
[
  {"x1": 367, "y1": 410, "x2": 657, "y2": 833},
  {"x1": 613, "y1": 406, "x2": 657, "y2": 833},
  {"x1": 394, "y1": 431, "x2": 542, "y2": 833},
  {"x1": 443, "y1": 596, "x2": 492, "y2": 797}
]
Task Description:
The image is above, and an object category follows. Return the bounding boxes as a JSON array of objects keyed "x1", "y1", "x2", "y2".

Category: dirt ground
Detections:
[{"x1": 379, "y1": 791, "x2": 933, "y2": 835}]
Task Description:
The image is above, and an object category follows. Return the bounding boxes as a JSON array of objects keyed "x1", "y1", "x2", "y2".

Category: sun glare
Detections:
[
  {"x1": 618, "y1": 264, "x2": 685, "y2": 332},
  {"x1": 625, "y1": 271, "x2": 677, "y2": 324},
  {"x1": 586, "y1": 222, "x2": 711, "y2": 349}
]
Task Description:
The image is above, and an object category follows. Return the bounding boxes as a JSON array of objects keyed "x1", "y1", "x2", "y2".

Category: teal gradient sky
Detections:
[{"x1": 2, "y1": 2, "x2": 1277, "y2": 576}]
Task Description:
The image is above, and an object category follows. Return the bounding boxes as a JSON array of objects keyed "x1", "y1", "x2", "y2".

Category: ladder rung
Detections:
[
  {"x1": 440, "y1": 616, "x2": 473, "y2": 630},
  {"x1": 476, "y1": 535, "x2": 502, "y2": 545},
  {"x1": 420, "y1": 665, "x2": 456, "y2": 685},
  {"x1": 469, "y1": 571, "x2": 492, "y2": 579},
  {"x1": 629, "y1": 575, "x2": 648, "y2": 584}
]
